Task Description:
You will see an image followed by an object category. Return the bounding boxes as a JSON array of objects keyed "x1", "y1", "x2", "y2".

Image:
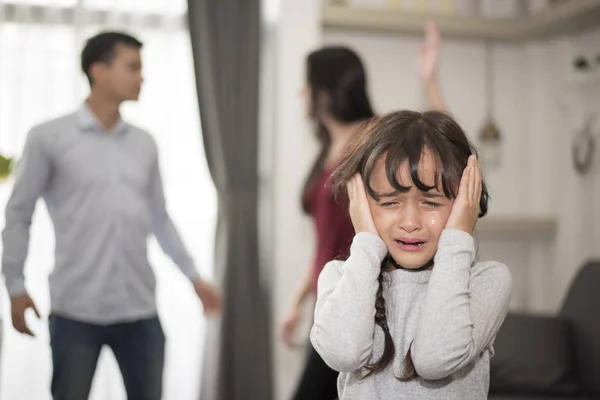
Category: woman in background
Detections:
[{"x1": 280, "y1": 21, "x2": 448, "y2": 400}]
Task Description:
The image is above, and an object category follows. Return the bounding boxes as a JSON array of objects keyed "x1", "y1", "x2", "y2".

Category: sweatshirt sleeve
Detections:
[
  {"x1": 310, "y1": 232, "x2": 388, "y2": 372},
  {"x1": 411, "y1": 229, "x2": 513, "y2": 380}
]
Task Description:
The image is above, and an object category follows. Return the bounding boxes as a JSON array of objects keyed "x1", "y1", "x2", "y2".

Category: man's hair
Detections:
[{"x1": 81, "y1": 31, "x2": 143, "y2": 85}]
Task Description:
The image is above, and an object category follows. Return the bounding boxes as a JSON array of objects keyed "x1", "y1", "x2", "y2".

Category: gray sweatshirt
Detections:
[{"x1": 310, "y1": 230, "x2": 512, "y2": 400}]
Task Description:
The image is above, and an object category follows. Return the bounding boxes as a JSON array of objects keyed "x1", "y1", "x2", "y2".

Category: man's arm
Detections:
[
  {"x1": 2, "y1": 128, "x2": 51, "y2": 298},
  {"x1": 148, "y1": 148, "x2": 222, "y2": 315},
  {"x1": 148, "y1": 150, "x2": 200, "y2": 281}
]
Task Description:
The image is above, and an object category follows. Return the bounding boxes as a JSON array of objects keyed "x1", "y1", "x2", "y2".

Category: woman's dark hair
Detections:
[
  {"x1": 301, "y1": 46, "x2": 375, "y2": 213},
  {"x1": 331, "y1": 110, "x2": 490, "y2": 380}
]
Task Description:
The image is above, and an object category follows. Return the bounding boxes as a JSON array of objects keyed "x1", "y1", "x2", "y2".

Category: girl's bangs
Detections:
[{"x1": 362, "y1": 128, "x2": 462, "y2": 200}]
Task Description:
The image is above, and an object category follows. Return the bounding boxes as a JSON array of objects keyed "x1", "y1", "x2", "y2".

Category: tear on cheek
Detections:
[
  {"x1": 426, "y1": 210, "x2": 451, "y2": 229},
  {"x1": 427, "y1": 213, "x2": 442, "y2": 227}
]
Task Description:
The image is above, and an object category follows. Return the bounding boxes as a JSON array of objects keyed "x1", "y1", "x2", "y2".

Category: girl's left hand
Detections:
[
  {"x1": 445, "y1": 155, "x2": 481, "y2": 234},
  {"x1": 417, "y1": 20, "x2": 441, "y2": 84}
]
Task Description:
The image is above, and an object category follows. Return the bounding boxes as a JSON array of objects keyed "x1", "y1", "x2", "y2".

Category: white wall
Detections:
[
  {"x1": 270, "y1": 2, "x2": 600, "y2": 397},
  {"x1": 550, "y1": 28, "x2": 600, "y2": 307},
  {"x1": 270, "y1": 1, "x2": 321, "y2": 399}
]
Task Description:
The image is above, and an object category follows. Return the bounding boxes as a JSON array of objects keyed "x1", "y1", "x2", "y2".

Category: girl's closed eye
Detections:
[
  {"x1": 423, "y1": 201, "x2": 441, "y2": 208},
  {"x1": 380, "y1": 201, "x2": 399, "y2": 208}
]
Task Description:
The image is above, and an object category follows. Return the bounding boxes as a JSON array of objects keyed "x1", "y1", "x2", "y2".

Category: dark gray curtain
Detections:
[{"x1": 187, "y1": 1, "x2": 271, "y2": 399}]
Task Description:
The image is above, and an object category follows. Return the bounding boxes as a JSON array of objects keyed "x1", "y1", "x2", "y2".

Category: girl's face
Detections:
[{"x1": 367, "y1": 151, "x2": 454, "y2": 269}]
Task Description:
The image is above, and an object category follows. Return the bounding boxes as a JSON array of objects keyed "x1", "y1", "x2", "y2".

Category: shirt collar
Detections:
[{"x1": 76, "y1": 102, "x2": 129, "y2": 137}]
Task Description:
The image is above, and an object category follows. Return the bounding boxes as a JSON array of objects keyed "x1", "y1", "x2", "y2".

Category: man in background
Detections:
[{"x1": 2, "y1": 31, "x2": 221, "y2": 400}]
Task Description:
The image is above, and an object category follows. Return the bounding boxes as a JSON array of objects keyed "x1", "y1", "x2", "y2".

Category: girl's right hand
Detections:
[
  {"x1": 347, "y1": 174, "x2": 378, "y2": 235},
  {"x1": 281, "y1": 307, "x2": 301, "y2": 348}
]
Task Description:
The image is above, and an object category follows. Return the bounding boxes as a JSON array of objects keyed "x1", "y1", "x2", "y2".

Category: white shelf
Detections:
[
  {"x1": 475, "y1": 216, "x2": 557, "y2": 237},
  {"x1": 322, "y1": 0, "x2": 600, "y2": 40}
]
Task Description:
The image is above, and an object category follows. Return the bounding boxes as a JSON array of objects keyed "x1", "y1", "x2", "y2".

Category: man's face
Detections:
[{"x1": 93, "y1": 43, "x2": 143, "y2": 102}]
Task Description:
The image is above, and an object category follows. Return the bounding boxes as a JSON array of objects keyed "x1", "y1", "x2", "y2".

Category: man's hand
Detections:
[
  {"x1": 193, "y1": 279, "x2": 223, "y2": 316},
  {"x1": 11, "y1": 294, "x2": 41, "y2": 336}
]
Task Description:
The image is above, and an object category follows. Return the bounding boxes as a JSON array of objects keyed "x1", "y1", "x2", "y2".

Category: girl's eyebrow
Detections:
[
  {"x1": 377, "y1": 188, "x2": 410, "y2": 198},
  {"x1": 379, "y1": 191, "x2": 398, "y2": 198},
  {"x1": 422, "y1": 192, "x2": 444, "y2": 199}
]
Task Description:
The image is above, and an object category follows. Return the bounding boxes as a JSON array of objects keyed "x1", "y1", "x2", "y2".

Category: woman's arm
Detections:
[
  {"x1": 292, "y1": 261, "x2": 315, "y2": 310},
  {"x1": 411, "y1": 229, "x2": 512, "y2": 380},
  {"x1": 423, "y1": 76, "x2": 448, "y2": 113},
  {"x1": 418, "y1": 20, "x2": 449, "y2": 112},
  {"x1": 280, "y1": 260, "x2": 315, "y2": 348},
  {"x1": 310, "y1": 232, "x2": 387, "y2": 372}
]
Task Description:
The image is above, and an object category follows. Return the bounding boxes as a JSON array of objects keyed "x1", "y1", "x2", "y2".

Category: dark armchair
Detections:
[{"x1": 489, "y1": 260, "x2": 600, "y2": 400}]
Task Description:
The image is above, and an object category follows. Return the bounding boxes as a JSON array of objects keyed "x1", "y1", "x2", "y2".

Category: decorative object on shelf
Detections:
[
  {"x1": 478, "y1": 42, "x2": 502, "y2": 169},
  {"x1": 572, "y1": 115, "x2": 596, "y2": 175},
  {"x1": 574, "y1": 56, "x2": 590, "y2": 71},
  {"x1": 479, "y1": 119, "x2": 502, "y2": 168},
  {"x1": 0, "y1": 154, "x2": 14, "y2": 182}
]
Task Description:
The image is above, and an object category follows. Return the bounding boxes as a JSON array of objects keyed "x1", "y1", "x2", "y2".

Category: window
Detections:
[{"x1": 0, "y1": 1, "x2": 216, "y2": 399}]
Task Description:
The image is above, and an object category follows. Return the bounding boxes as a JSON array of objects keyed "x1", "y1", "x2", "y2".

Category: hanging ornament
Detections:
[
  {"x1": 572, "y1": 115, "x2": 596, "y2": 175},
  {"x1": 478, "y1": 41, "x2": 502, "y2": 169}
]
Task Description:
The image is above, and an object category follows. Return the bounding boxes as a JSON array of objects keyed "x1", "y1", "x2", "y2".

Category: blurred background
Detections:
[{"x1": 0, "y1": 0, "x2": 599, "y2": 399}]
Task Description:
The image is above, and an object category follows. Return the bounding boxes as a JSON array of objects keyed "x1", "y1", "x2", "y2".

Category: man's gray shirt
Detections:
[{"x1": 2, "y1": 104, "x2": 199, "y2": 324}]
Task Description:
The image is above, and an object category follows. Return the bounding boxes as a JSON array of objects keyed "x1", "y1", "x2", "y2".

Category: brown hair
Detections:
[
  {"x1": 331, "y1": 110, "x2": 489, "y2": 380},
  {"x1": 300, "y1": 46, "x2": 375, "y2": 213}
]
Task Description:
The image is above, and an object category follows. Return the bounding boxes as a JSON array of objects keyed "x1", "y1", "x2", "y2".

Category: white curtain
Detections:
[{"x1": 0, "y1": 1, "x2": 217, "y2": 399}]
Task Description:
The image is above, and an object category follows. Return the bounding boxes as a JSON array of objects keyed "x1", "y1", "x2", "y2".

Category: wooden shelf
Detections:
[
  {"x1": 322, "y1": 0, "x2": 600, "y2": 40},
  {"x1": 475, "y1": 216, "x2": 557, "y2": 237}
]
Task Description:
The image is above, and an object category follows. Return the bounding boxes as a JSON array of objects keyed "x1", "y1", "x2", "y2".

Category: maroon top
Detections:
[{"x1": 304, "y1": 163, "x2": 356, "y2": 294}]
